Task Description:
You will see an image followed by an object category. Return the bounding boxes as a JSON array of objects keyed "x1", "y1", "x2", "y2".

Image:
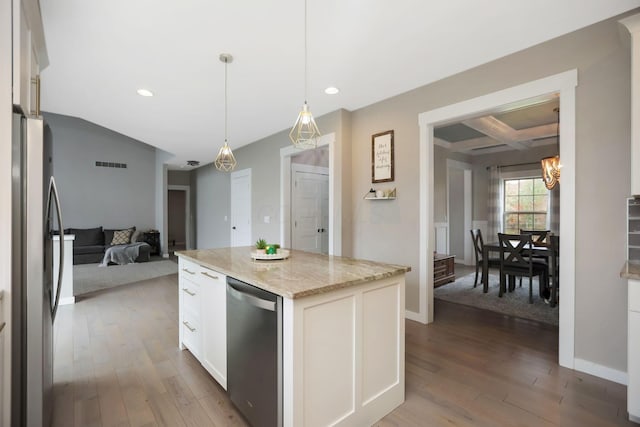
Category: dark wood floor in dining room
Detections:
[{"x1": 52, "y1": 274, "x2": 634, "y2": 427}]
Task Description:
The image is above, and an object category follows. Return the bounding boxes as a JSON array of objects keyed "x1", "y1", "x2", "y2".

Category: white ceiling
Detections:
[{"x1": 39, "y1": 0, "x2": 640, "y2": 169}]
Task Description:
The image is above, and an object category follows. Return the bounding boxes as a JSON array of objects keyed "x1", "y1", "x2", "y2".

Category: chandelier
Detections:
[{"x1": 541, "y1": 107, "x2": 560, "y2": 190}]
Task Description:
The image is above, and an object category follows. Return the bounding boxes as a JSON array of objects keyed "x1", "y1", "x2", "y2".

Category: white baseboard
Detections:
[
  {"x1": 574, "y1": 358, "x2": 628, "y2": 385},
  {"x1": 59, "y1": 296, "x2": 75, "y2": 306},
  {"x1": 405, "y1": 309, "x2": 427, "y2": 324}
]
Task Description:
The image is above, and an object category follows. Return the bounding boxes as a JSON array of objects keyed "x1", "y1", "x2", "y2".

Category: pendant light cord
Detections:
[
  {"x1": 224, "y1": 57, "x2": 228, "y2": 143},
  {"x1": 304, "y1": 0, "x2": 308, "y2": 105}
]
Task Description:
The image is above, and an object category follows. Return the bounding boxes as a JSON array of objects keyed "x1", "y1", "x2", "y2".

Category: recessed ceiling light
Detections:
[
  {"x1": 137, "y1": 89, "x2": 154, "y2": 97},
  {"x1": 324, "y1": 86, "x2": 339, "y2": 95}
]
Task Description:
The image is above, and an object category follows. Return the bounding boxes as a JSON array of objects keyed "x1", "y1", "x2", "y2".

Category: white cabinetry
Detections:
[
  {"x1": 629, "y1": 279, "x2": 640, "y2": 423},
  {"x1": 178, "y1": 258, "x2": 227, "y2": 389},
  {"x1": 12, "y1": 0, "x2": 48, "y2": 115},
  {"x1": 178, "y1": 258, "x2": 202, "y2": 359},
  {"x1": 200, "y1": 269, "x2": 227, "y2": 389}
]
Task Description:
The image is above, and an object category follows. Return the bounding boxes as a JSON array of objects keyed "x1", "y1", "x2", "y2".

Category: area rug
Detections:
[
  {"x1": 434, "y1": 273, "x2": 559, "y2": 326},
  {"x1": 73, "y1": 259, "x2": 178, "y2": 295}
]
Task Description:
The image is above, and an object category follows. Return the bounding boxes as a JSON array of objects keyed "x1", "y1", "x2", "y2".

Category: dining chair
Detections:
[
  {"x1": 498, "y1": 233, "x2": 549, "y2": 303},
  {"x1": 520, "y1": 229, "x2": 550, "y2": 244},
  {"x1": 470, "y1": 229, "x2": 500, "y2": 288}
]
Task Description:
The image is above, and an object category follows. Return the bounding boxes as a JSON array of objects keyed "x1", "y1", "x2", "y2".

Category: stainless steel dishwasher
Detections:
[{"x1": 226, "y1": 276, "x2": 282, "y2": 427}]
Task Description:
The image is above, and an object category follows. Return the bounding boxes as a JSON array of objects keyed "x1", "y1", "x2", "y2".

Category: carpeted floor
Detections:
[
  {"x1": 434, "y1": 272, "x2": 559, "y2": 326},
  {"x1": 73, "y1": 258, "x2": 178, "y2": 295}
]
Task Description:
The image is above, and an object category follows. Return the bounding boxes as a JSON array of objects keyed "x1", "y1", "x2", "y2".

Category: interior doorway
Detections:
[
  {"x1": 167, "y1": 184, "x2": 191, "y2": 253},
  {"x1": 418, "y1": 70, "x2": 577, "y2": 369},
  {"x1": 280, "y1": 132, "x2": 340, "y2": 255}
]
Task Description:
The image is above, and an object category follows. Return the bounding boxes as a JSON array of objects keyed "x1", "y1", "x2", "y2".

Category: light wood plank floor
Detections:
[{"x1": 52, "y1": 274, "x2": 634, "y2": 426}]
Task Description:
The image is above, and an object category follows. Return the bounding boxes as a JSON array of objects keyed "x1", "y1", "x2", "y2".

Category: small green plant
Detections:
[
  {"x1": 272, "y1": 244, "x2": 280, "y2": 250},
  {"x1": 256, "y1": 238, "x2": 267, "y2": 249}
]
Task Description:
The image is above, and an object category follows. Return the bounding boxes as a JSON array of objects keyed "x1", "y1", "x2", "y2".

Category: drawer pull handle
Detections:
[
  {"x1": 201, "y1": 271, "x2": 219, "y2": 280},
  {"x1": 182, "y1": 288, "x2": 196, "y2": 296},
  {"x1": 182, "y1": 268, "x2": 196, "y2": 275},
  {"x1": 183, "y1": 321, "x2": 196, "y2": 332}
]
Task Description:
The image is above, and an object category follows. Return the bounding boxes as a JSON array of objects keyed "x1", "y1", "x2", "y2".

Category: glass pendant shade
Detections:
[
  {"x1": 289, "y1": 102, "x2": 320, "y2": 149},
  {"x1": 541, "y1": 155, "x2": 560, "y2": 190},
  {"x1": 215, "y1": 141, "x2": 237, "y2": 172}
]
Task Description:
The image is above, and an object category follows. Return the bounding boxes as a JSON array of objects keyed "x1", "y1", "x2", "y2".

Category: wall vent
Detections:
[{"x1": 95, "y1": 161, "x2": 127, "y2": 169}]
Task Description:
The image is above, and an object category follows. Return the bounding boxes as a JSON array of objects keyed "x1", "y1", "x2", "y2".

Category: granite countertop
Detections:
[
  {"x1": 176, "y1": 247, "x2": 411, "y2": 299},
  {"x1": 621, "y1": 260, "x2": 640, "y2": 280}
]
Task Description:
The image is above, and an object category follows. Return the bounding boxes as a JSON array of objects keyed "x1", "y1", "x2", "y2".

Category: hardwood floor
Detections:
[{"x1": 53, "y1": 274, "x2": 633, "y2": 426}]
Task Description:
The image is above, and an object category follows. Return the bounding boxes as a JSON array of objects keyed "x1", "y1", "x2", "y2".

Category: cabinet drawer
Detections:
[
  {"x1": 181, "y1": 278, "x2": 200, "y2": 318},
  {"x1": 179, "y1": 259, "x2": 199, "y2": 281},
  {"x1": 631, "y1": 280, "x2": 640, "y2": 313},
  {"x1": 194, "y1": 265, "x2": 224, "y2": 288},
  {"x1": 181, "y1": 311, "x2": 201, "y2": 358}
]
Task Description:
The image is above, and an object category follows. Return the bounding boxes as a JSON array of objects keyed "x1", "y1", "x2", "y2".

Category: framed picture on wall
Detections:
[{"x1": 372, "y1": 130, "x2": 394, "y2": 183}]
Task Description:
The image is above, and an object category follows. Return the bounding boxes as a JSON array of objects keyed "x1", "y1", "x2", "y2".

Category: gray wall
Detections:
[
  {"x1": 195, "y1": 109, "x2": 352, "y2": 252},
  {"x1": 44, "y1": 112, "x2": 157, "y2": 231},
  {"x1": 168, "y1": 170, "x2": 191, "y2": 186},
  {"x1": 193, "y1": 13, "x2": 634, "y2": 373},
  {"x1": 195, "y1": 164, "x2": 230, "y2": 249},
  {"x1": 350, "y1": 13, "x2": 631, "y2": 372},
  {"x1": 292, "y1": 146, "x2": 329, "y2": 167}
]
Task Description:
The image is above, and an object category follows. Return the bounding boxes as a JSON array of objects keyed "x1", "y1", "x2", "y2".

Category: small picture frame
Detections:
[{"x1": 372, "y1": 130, "x2": 394, "y2": 183}]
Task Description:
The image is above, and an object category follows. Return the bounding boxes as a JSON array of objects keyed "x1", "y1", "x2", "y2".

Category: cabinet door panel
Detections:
[{"x1": 202, "y1": 270, "x2": 227, "y2": 389}]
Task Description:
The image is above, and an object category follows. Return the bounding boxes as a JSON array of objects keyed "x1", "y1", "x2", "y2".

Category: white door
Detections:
[
  {"x1": 292, "y1": 169, "x2": 329, "y2": 253},
  {"x1": 230, "y1": 169, "x2": 251, "y2": 247}
]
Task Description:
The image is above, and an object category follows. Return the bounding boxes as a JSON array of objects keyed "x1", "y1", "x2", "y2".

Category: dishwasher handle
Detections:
[{"x1": 227, "y1": 282, "x2": 277, "y2": 312}]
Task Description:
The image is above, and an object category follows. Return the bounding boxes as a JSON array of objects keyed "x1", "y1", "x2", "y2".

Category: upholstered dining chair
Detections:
[
  {"x1": 470, "y1": 229, "x2": 500, "y2": 288},
  {"x1": 498, "y1": 233, "x2": 549, "y2": 303}
]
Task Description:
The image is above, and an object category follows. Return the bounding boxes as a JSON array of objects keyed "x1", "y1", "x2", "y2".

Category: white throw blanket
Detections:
[{"x1": 99, "y1": 242, "x2": 149, "y2": 267}]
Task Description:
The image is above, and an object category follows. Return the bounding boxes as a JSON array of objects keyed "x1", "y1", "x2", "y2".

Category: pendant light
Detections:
[
  {"x1": 289, "y1": 0, "x2": 320, "y2": 149},
  {"x1": 215, "y1": 53, "x2": 237, "y2": 172},
  {"x1": 541, "y1": 107, "x2": 561, "y2": 190}
]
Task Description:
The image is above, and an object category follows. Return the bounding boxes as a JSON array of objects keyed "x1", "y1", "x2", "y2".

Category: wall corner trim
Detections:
[
  {"x1": 574, "y1": 358, "x2": 628, "y2": 385},
  {"x1": 405, "y1": 309, "x2": 427, "y2": 324}
]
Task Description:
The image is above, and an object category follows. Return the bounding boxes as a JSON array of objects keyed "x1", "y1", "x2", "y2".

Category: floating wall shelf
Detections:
[{"x1": 363, "y1": 188, "x2": 396, "y2": 200}]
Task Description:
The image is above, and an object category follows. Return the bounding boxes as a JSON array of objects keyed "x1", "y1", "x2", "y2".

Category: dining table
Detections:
[{"x1": 482, "y1": 239, "x2": 559, "y2": 307}]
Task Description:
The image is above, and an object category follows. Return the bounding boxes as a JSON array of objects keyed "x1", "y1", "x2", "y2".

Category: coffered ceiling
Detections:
[
  {"x1": 38, "y1": 0, "x2": 640, "y2": 168},
  {"x1": 435, "y1": 97, "x2": 560, "y2": 155}
]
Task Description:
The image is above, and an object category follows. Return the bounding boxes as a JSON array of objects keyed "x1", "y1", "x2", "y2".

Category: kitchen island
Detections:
[{"x1": 176, "y1": 247, "x2": 410, "y2": 427}]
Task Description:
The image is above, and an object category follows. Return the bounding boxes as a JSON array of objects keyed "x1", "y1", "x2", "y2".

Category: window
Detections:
[{"x1": 503, "y1": 177, "x2": 548, "y2": 234}]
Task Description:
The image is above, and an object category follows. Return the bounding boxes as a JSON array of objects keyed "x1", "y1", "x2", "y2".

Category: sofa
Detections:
[{"x1": 67, "y1": 226, "x2": 151, "y2": 265}]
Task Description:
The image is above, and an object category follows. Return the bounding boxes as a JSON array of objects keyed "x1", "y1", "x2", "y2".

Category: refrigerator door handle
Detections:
[{"x1": 47, "y1": 176, "x2": 64, "y2": 321}]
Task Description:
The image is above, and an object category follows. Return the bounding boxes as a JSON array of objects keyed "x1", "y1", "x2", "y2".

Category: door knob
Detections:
[
  {"x1": 317, "y1": 228, "x2": 321, "y2": 233},
  {"x1": 232, "y1": 226, "x2": 236, "y2": 230}
]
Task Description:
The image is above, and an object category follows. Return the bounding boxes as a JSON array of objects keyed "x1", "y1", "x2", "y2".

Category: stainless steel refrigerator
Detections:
[{"x1": 11, "y1": 112, "x2": 65, "y2": 427}]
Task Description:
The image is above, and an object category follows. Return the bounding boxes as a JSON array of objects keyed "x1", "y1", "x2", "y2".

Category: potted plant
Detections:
[{"x1": 256, "y1": 238, "x2": 267, "y2": 255}]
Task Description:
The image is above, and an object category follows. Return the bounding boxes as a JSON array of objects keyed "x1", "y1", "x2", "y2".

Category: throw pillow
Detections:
[
  {"x1": 111, "y1": 229, "x2": 133, "y2": 245},
  {"x1": 131, "y1": 229, "x2": 141, "y2": 243}
]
